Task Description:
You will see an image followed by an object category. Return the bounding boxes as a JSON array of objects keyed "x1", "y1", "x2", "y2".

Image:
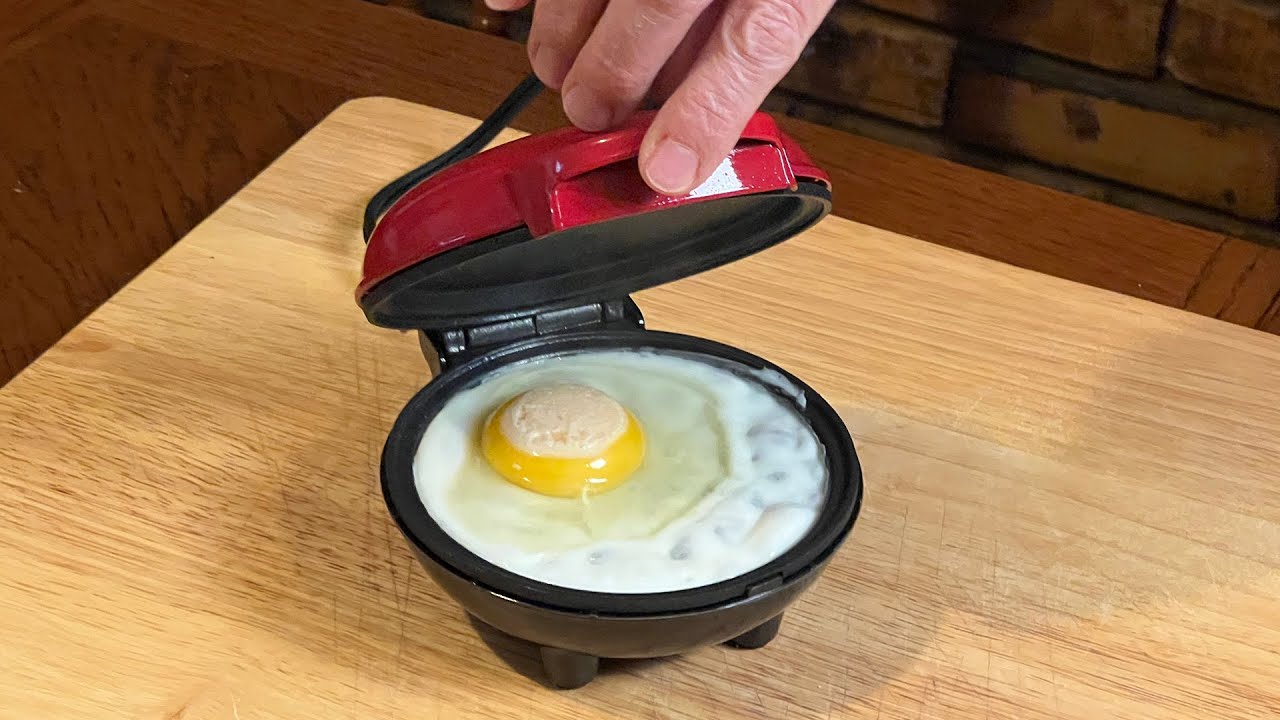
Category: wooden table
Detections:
[{"x1": 2, "y1": 100, "x2": 1278, "y2": 719}]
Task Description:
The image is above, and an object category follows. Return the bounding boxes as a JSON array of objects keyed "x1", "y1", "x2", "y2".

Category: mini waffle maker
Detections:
[{"x1": 358, "y1": 77, "x2": 864, "y2": 689}]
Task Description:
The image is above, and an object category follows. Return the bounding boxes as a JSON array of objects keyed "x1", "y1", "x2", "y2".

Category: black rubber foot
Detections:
[
  {"x1": 539, "y1": 646, "x2": 600, "y2": 689},
  {"x1": 726, "y1": 614, "x2": 783, "y2": 650}
]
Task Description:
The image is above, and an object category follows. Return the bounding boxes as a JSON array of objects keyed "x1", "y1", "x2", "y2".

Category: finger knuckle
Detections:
[
  {"x1": 641, "y1": 0, "x2": 701, "y2": 24},
  {"x1": 726, "y1": 0, "x2": 809, "y2": 71},
  {"x1": 593, "y1": 53, "x2": 650, "y2": 97},
  {"x1": 684, "y1": 87, "x2": 740, "y2": 134}
]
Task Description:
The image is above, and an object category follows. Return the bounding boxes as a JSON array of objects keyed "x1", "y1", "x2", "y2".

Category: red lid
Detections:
[{"x1": 358, "y1": 110, "x2": 831, "y2": 329}]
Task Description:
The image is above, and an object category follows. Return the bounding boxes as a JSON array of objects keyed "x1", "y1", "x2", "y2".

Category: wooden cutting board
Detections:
[{"x1": 1, "y1": 98, "x2": 1277, "y2": 719}]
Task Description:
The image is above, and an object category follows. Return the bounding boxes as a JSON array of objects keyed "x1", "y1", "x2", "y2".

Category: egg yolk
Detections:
[{"x1": 481, "y1": 384, "x2": 645, "y2": 498}]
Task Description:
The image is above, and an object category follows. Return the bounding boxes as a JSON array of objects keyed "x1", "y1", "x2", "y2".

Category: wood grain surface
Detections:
[
  {"x1": 4, "y1": 0, "x2": 1280, "y2": 387},
  {"x1": 2, "y1": 99, "x2": 1279, "y2": 719}
]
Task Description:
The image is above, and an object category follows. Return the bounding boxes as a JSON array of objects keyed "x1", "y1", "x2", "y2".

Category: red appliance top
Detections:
[{"x1": 358, "y1": 110, "x2": 831, "y2": 330}]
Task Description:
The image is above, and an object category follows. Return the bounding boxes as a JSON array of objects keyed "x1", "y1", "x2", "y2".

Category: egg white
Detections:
[{"x1": 413, "y1": 349, "x2": 827, "y2": 593}]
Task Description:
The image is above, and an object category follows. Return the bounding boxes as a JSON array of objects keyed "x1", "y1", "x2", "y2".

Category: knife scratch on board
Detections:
[
  {"x1": 894, "y1": 507, "x2": 910, "y2": 586},
  {"x1": 947, "y1": 389, "x2": 992, "y2": 431}
]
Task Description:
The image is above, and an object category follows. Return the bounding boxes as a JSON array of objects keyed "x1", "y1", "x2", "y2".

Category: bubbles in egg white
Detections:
[{"x1": 413, "y1": 350, "x2": 827, "y2": 593}]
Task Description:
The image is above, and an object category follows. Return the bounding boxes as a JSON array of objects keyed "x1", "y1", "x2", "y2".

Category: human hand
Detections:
[{"x1": 484, "y1": 0, "x2": 834, "y2": 195}]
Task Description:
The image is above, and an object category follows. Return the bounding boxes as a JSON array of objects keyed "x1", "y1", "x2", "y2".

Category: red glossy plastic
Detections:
[{"x1": 358, "y1": 111, "x2": 829, "y2": 297}]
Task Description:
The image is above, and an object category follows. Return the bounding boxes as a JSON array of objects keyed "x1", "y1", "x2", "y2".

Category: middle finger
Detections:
[
  {"x1": 528, "y1": 0, "x2": 611, "y2": 90},
  {"x1": 560, "y1": 0, "x2": 715, "y2": 131}
]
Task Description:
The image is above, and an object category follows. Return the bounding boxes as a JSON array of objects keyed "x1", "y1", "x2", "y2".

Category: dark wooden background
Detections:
[{"x1": 3, "y1": 0, "x2": 1278, "y2": 386}]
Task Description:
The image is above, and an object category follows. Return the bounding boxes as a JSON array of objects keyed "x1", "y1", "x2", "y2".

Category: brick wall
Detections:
[
  {"x1": 387, "y1": 0, "x2": 1280, "y2": 244},
  {"x1": 778, "y1": 0, "x2": 1280, "y2": 243}
]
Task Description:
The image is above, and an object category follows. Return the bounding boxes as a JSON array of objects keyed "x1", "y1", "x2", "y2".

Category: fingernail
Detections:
[
  {"x1": 528, "y1": 42, "x2": 561, "y2": 89},
  {"x1": 645, "y1": 140, "x2": 699, "y2": 195},
  {"x1": 563, "y1": 86, "x2": 613, "y2": 132}
]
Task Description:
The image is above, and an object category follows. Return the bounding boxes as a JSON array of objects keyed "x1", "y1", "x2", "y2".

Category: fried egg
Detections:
[
  {"x1": 480, "y1": 384, "x2": 646, "y2": 498},
  {"x1": 413, "y1": 349, "x2": 827, "y2": 593}
]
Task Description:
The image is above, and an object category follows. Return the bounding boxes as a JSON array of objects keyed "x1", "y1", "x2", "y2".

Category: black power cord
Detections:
[{"x1": 362, "y1": 73, "x2": 545, "y2": 243}]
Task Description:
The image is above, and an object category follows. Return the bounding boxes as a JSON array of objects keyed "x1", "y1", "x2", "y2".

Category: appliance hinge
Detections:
[{"x1": 419, "y1": 298, "x2": 644, "y2": 375}]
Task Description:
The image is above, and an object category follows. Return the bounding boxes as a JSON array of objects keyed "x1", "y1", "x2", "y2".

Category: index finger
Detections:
[
  {"x1": 559, "y1": 0, "x2": 713, "y2": 131},
  {"x1": 638, "y1": 0, "x2": 832, "y2": 195}
]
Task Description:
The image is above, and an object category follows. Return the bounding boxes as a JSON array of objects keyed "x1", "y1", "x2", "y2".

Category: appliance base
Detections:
[{"x1": 534, "y1": 613, "x2": 785, "y2": 689}]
